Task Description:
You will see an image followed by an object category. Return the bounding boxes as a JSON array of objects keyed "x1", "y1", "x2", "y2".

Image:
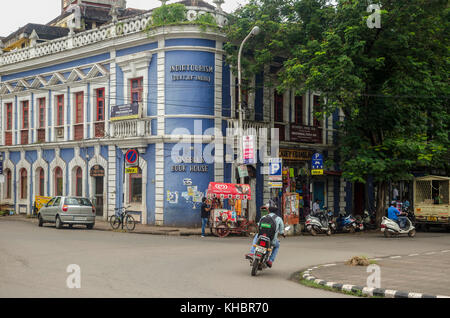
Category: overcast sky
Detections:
[{"x1": 0, "y1": 0, "x2": 248, "y2": 37}]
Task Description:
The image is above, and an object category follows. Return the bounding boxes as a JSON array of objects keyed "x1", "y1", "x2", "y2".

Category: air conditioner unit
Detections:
[{"x1": 56, "y1": 127, "x2": 64, "y2": 138}]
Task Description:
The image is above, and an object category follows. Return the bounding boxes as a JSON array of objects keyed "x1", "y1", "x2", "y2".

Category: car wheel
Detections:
[
  {"x1": 55, "y1": 216, "x2": 63, "y2": 229},
  {"x1": 38, "y1": 214, "x2": 44, "y2": 227}
]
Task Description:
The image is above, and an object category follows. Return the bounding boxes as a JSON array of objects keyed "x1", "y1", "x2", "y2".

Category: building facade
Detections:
[{"x1": 0, "y1": 0, "x2": 354, "y2": 227}]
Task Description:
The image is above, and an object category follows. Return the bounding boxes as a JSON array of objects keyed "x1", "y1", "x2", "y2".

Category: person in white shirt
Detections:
[{"x1": 312, "y1": 199, "x2": 321, "y2": 214}]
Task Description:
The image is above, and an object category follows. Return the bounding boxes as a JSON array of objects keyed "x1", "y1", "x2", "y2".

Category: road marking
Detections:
[
  {"x1": 371, "y1": 258, "x2": 383, "y2": 261},
  {"x1": 441, "y1": 250, "x2": 450, "y2": 253},
  {"x1": 437, "y1": 295, "x2": 450, "y2": 298},
  {"x1": 323, "y1": 263, "x2": 337, "y2": 267},
  {"x1": 408, "y1": 254, "x2": 419, "y2": 256},
  {"x1": 390, "y1": 256, "x2": 401, "y2": 259},
  {"x1": 425, "y1": 252, "x2": 436, "y2": 255}
]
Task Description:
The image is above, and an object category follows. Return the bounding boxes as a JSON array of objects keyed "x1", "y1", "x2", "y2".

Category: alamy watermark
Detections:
[
  {"x1": 66, "y1": 264, "x2": 81, "y2": 289},
  {"x1": 366, "y1": 264, "x2": 381, "y2": 288},
  {"x1": 367, "y1": 4, "x2": 382, "y2": 29}
]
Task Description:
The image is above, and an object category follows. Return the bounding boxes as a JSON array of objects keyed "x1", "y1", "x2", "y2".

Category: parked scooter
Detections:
[
  {"x1": 360, "y1": 210, "x2": 377, "y2": 230},
  {"x1": 335, "y1": 211, "x2": 359, "y2": 233},
  {"x1": 248, "y1": 226, "x2": 290, "y2": 276},
  {"x1": 305, "y1": 209, "x2": 333, "y2": 236},
  {"x1": 381, "y1": 212, "x2": 416, "y2": 238}
]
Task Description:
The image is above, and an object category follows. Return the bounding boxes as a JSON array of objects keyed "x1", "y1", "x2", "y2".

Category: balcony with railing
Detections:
[{"x1": 110, "y1": 118, "x2": 152, "y2": 139}]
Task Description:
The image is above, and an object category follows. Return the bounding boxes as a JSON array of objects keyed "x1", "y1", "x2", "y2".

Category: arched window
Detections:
[
  {"x1": 5, "y1": 169, "x2": 12, "y2": 199},
  {"x1": 20, "y1": 169, "x2": 27, "y2": 199},
  {"x1": 55, "y1": 167, "x2": 63, "y2": 196},
  {"x1": 75, "y1": 167, "x2": 83, "y2": 197},
  {"x1": 37, "y1": 168, "x2": 45, "y2": 196},
  {"x1": 129, "y1": 167, "x2": 142, "y2": 203}
]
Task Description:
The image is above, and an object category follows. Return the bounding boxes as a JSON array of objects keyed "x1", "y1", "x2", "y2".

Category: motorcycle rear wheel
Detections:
[
  {"x1": 384, "y1": 229, "x2": 391, "y2": 238},
  {"x1": 310, "y1": 228, "x2": 317, "y2": 236},
  {"x1": 251, "y1": 259, "x2": 259, "y2": 276},
  {"x1": 408, "y1": 229, "x2": 416, "y2": 238},
  {"x1": 326, "y1": 229, "x2": 332, "y2": 236}
]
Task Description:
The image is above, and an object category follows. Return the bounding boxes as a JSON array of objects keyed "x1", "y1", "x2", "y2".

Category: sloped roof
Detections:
[
  {"x1": 2, "y1": 24, "x2": 69, "y2": 43},
  {"x1": 179, "y1": 0, "x2": 216, "y2": 10}
]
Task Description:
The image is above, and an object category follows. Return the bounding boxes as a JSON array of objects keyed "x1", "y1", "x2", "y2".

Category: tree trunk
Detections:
[{"x1": 375, "y1": 181, "x2": 387, "y2": 228}]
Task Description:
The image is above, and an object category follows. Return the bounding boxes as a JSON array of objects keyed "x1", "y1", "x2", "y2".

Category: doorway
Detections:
[
  {"x1": 354, "y1": 182, "x2": 365, "y2": 217},
  {"x1": 91, "y1": 165, "x2": 105, "y2": 217},
  {"x1": 313, "y1": 181, "x2": 325, "y2": 209}
]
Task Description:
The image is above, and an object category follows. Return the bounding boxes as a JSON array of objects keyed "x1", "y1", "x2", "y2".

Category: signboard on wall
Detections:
[
  {"x1": 110, "y1": 102, "x2": 141, "y2": 121},
  {"x1": 279, "y1": 149, "x2": 312, "y2": 161},
  {"x1": 243, "y1": 135, "x2": 256, "y2": 164},
  {"x1": 290, "y1": 125, "x2": 322, "y2": 143},
  {"x1": 269, "y1": 158, "x2": 282, "y2": 181}
]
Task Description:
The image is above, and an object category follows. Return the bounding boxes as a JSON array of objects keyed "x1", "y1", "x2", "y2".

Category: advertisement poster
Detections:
[{"x1": 243, "y1": 135, "x2": 255, "y2": 164}]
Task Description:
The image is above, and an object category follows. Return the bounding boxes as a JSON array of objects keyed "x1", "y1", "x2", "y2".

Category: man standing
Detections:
[
  {"x1": 312, "y1": 199, "x2": 321, "y2": 214},
  {"x1": 201, "y1": 198, "x2": 211, "y2": 237}
]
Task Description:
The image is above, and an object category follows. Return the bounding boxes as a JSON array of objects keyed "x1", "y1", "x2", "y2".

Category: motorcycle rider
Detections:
[
  {"x1": 388, "y1": 201, "x2": 407, "y2": 229},
  {"x1": 245, "y1": 200, "x2": 285, "y2": 268}
]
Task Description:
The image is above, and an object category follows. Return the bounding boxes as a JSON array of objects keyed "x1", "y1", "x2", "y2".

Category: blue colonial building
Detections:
[{"x1": 0, "y1": 0, "x2": 358, "y2": 227}]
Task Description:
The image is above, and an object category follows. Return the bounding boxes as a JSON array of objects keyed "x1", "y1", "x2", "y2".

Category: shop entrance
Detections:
[
  {"x1": 91, "y1": 165, "x2": 105, "y2": 217},
  {"x1": 313, "y1": 181, "x2": 325, "y2": 209}
]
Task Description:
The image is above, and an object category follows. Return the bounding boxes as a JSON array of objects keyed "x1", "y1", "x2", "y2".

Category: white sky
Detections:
[{"x1": 0, "y1": 0, "x2": 249, "y2": 37}]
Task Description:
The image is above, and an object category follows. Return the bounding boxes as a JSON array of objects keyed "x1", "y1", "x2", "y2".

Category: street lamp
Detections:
[{"x1": 237, "y1": 26, "x2": 260, "y2": 181}]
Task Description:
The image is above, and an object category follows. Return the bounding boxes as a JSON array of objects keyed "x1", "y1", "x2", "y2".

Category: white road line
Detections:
[
  {"x1": 441, "y1": 250, "x2": 450, "y2": 253},
  {"x1": 323, "y1": 263, "x2": 337, "y2": 267},
  {"x1": 408, "y1": 254, "x2": 419, "y2": 256},
  {"x1": 425, "y1": 252, "x2": 436, "y2": 255},
  {"x1": 390, "y1": 256, "x2": 401, "y2": 259},
  {"x1": 371, "y1": 258, "x2": 383, "y2": 261}
]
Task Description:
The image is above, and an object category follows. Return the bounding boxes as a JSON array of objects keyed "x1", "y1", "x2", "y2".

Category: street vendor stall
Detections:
[{"x1": 206, "y1": 182, "x2": 257, "y2": 237}]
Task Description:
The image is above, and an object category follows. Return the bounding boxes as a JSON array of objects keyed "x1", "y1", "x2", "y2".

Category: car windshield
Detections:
[{"x1": 65, "y1": 197, "x2": 92, "y2": 206}]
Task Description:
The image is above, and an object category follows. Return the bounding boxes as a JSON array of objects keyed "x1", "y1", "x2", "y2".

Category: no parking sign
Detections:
[{"x1": 125, "y1": 149, "x2": 139, "y2": 167}]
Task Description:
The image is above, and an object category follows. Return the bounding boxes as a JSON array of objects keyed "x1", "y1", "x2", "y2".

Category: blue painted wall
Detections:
[
  {"x1": 222, "y1": 60, "x2": 231, "y2": 118},
  {"x1": 165, "y1": 118, "x2": 215, "y2": 136},
  {"x1": 2, "y1": 53, "x2": 110, "y2": 81},
  {"x1": 148, "y1": 53, "x2": 158, "y2": 117},
  {"x1": 142, "y1": 144, "x2": 156, "y2": 224},
  {"x1": 165, "y1": 50, "x2": 215, "y2": 116},
  {"x1": 165, "y1": 38, "x2": 215, "y2": 48},
  {"x1": 163, "y1": 143, "x2": 214, "y2": 227},
  {"x1": 116, "y1": 42, "x2": 158, "y2": 57},
  {"x1": 116, "y1": 65, "x2": 124, "y2": 106}
]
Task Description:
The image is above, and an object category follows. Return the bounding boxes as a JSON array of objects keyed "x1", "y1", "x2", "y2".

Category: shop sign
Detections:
[
  {"x1": 238, "y1": 165, "x2": 249, "y2": 178},
  {"x1": 90, "y1": 165, "x2": 105, "y2": 177},
  {"x1": 290, "y1": 124, "x2": 322, "y2": 143},
  {"x1": 311, "y1": 169, "x2": 324, "y2": 175},
  {"x1": 243, "y1": 135, "x2": 256, "y2": 164},
  {"x1": 279, "y1": 149, "x2": 312, "y2": 161},
  {"x1": 268, "y1": 181, "x2": 283, "y2": 188},
  {"x1": 111, "y1": 102, "x2": 141, "y2": 121},
  {"x1": 125, "y1": 167, "x2": 138, "y2": 174}
]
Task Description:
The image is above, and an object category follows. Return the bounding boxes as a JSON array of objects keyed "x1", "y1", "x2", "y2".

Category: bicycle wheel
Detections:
[
  {"x1": 125, "y1": 214, "x2": 136, "y2": 232},
  {"x1": 110, "y1": 215, "x2": 121, "y2": 230}
]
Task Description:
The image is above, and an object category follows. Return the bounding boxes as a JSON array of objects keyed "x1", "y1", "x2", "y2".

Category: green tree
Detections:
[{"x1": 225, "y1": 0, "x2": 450, "y2": 225}]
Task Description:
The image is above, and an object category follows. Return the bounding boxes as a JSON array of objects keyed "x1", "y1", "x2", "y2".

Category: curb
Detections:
[
  {"x1": 1, "y1": 215, "x2": 203, "y2": 237},
  {"x1": 300, "y1": 258, "x2": 450, "y2": 299},
  {"x1": 300, "y1": 264, "x2": 450, "y2": 298}
]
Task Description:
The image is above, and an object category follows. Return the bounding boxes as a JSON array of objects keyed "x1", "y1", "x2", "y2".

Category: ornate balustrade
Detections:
[
  {"x1": 110, "y1": 118, "x2": 152, "y2": 138},
  {"x1": 0, "y1": 5, "x2": 228, "y2": 67}
]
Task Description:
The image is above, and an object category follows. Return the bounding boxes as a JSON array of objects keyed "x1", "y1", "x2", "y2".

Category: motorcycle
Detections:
[
  {"x1": 335, "y1": 211, "x2": 359, "y2": 233},
  {"x1": 381, "y1": 212, "x2": 416, "y2": 238},
  {"x1": 360, "y1": 210, "x2": 377, "y2": 230},
  {"x1": 305, "y1": 210, "x2": 333, "y2": 236},
  {"x1": 249, "y1": 226, "x2": 290, "y2": 276}
]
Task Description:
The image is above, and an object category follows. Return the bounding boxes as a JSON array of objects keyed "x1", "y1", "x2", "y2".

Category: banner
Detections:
[
  {"x1": 206, "y1": 182, "x2": 252, "y2": 200},
  {"x1": 35, "y1": 196, "x2": 52, "y2": 212},
  {"x1": 243, "y1": 135, "x2": 256, "y2": 164}
]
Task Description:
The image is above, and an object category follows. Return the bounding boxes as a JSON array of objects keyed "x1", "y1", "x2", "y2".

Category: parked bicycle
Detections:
[{"x1": 109, "y1": 206, "x2": 135, "y2": 232}]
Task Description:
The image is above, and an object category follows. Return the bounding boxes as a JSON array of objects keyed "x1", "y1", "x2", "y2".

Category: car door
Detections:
[
  {"x1": 51, "y1": 197, "x2": 62, "y2": 220},
  {"x1": 41, "y1": 197, "x2": 55, "y2": 221}
]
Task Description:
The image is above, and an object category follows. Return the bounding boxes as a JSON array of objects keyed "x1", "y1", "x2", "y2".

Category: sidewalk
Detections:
[
  {"x1": 2, "y1": 214, "x2": 203, "y2": 236},
  {"x1": 302, "y1": 251, "x2": 450, "y2": 298}
]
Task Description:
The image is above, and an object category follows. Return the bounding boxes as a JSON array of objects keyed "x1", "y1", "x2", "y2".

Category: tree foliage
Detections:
[{"x1": 225, "y1": 0, "x2": 450, "y2": 221}]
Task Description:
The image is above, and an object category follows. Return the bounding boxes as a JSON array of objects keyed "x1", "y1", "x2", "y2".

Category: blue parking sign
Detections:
[
  {"x1": 312, "y1": 153, "x2": 323, "y2": 169},
  {"x1": 269, "y1": 158, "x2": 282, "y2": 181}
]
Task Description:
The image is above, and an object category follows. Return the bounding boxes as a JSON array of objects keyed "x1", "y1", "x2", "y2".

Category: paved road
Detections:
[{"x1": 1, "y1": 218, "x2": 449, "y2": 298}]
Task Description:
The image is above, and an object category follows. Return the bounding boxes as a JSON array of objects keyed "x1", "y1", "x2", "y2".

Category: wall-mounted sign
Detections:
[
  {"x1": 268, "y1": 181, "x2": 283, "y2": 188},
  {"x1": 170, "y1": 64, "x2": 214, "y2": 83},
  {"x1": 172, "y1": 165, "x2": 208, "y2": 173},
  {"x1": 238, "y1": 165, "x2": 249, "y2": 178},
  {"x1": 290, "y1": 125, "x2": 322, "y2": 143},
  {"x1": 243, "y1": 135, "x2": 256, "y2": 164},
  {"x1": 312, "y1": 153, "x2": 324, "y2": 169},
  {"x1": 125, "y1": 167, "x2": 138, "y2": 174},
  {"x1": 279, "y1": 149, "x2": 313, "y2": 161},
  {"x1": 311, "y1": 169, "x2": 324, "y2": 175},
  {"x1": 90, "y1": 165, "x2": 105, "y2": 177},
  {"x1": 111, "y1": 102, "x2": 141, "y2": 121}
]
